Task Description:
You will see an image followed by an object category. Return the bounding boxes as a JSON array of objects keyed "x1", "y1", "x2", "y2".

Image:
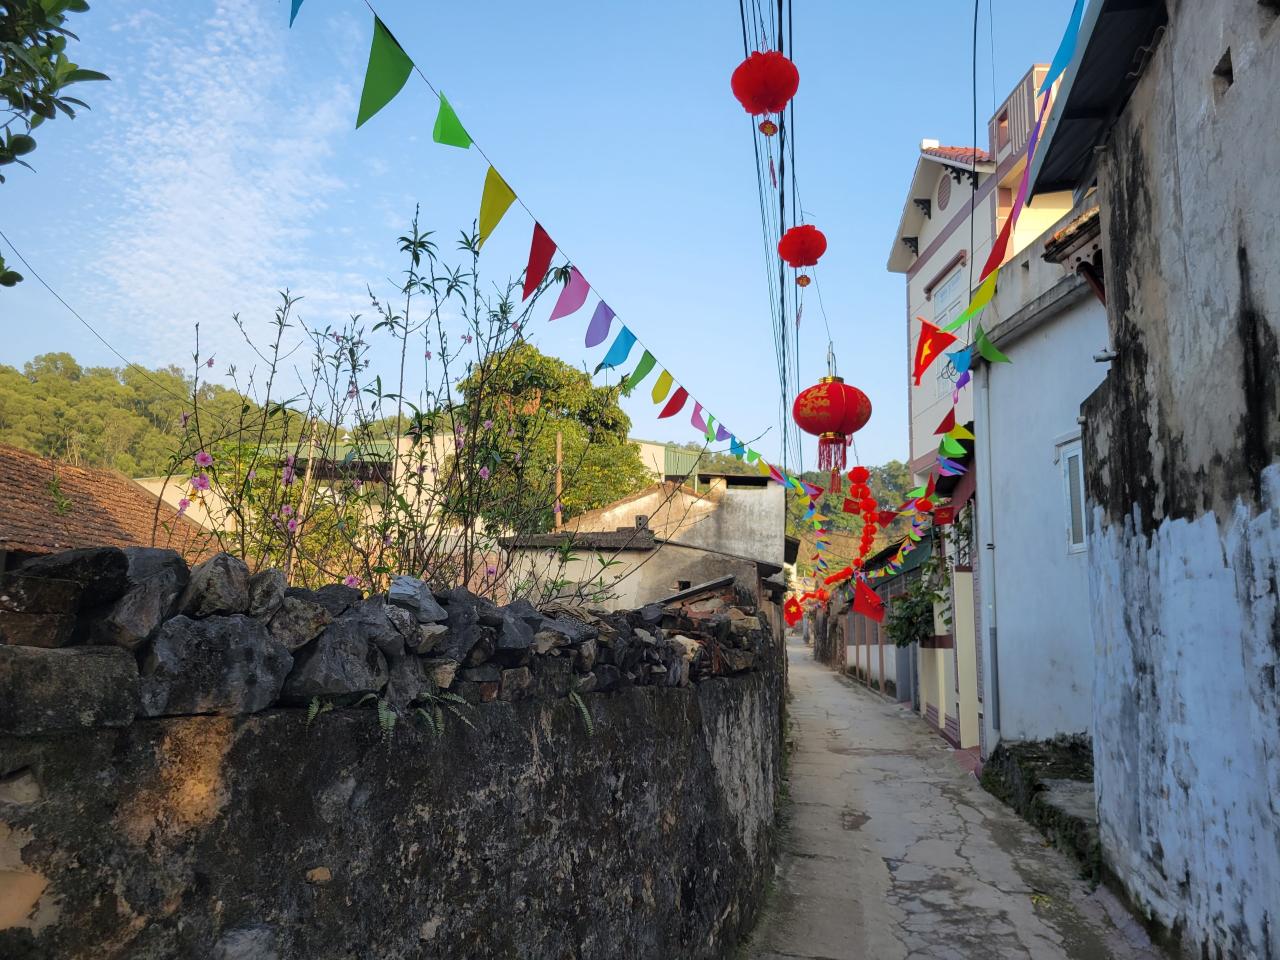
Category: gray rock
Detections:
[
  {"x1": 387, "y1": 575, "x2": 448, "y2": 623},
  {"x1": 576, "y1": 638, "x2": 598, "y2": 673},
  {"x1": 140, "y1": 615, "x2": 293, "y2": 717},
  {"x1": 212, "y1": 925, "x2": 280, "y2": 960},
  {"x1": 454, "y1": 679, "x2": 498, "y2": 704},
  {"x1": 0, "y1": 609, "x2": 76, "y2": 648},
  {"x1": 384, "y1": 603, "x2": 419, "y2": 641},
  {"x1": 247, "y1": 568, "x2": 287, "y2": 619},
  {"x1": 385, "y1": 654, "x2": 429, "y2": 709},
  {"x1": 91, "y1": 548, "x2": 189, "y2": 651},
  {"x1": 638, "y1": 602, "x2": 664, "y2": 627},
  {"x1": 410, "y1": 623, "x2": 448, "y2": 654},
  {"x1": 465, "y1": 630, "x2": 496, "y2": 666},
  {"x1": 495, "y1": 610, "x2": 534, "y2": 652},
  {"x1": 281, "y1": 616, "x2": 389, "y2": 704},
  {"x1": 533, "y1": 629, "x2": 568, "y2": 655},
  {"x1": 20, "y1": 546, "x2": 129, "y2": 610},
  {"x1": 458, "y1": 664, "x2": 500, "y2": 683},
  {"x1": 594, "y1": 664, "x2": 622, "y2": 692},
  {"x1": 499, "y1": 666, "x2": 533, "y2": 702},
  {"x1": 542, "y1": 617, "x2": 597, "y2": 644},
  {"x1": 719, "y1": 647, "x2": 755, "y2": 673},
  {"x1": 505, "y1": 598, "x2": 546, "y2": 630},
  {"x1": 730, "y1": 615, "x2": 762, "y2": 636},
  {"x1": 180, "y1": 553, "x2": 251, "y2": 618},
  {"x1": 439, "y1": 587, "x2": 482, "y2": 663},
  {"x1": 0, "y1": 645, "x2": 139, "y2": 735},
  {"x1": 574, "y1": 671, "x2": 598, "y2": 695},
  {"x1": 268, "y1": 596, "x2": 332, "y2": 651},
  {"x1": 287, "y1": 583, "x2": 361, "y2": 618},
  {"x1": 0, "y1": 570, "x2": 82, "y2": 614},
  {"x1": 530, "y1": 655, "x2": 574, "y2": 698},
  {"x1": 342, "y1": 597, "x2": 404, "y2": 659}
]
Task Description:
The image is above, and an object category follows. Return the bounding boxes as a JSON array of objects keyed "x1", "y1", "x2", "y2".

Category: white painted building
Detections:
[{"x1": 972, "y1": 203, "x2": 1109, "y2": 749}]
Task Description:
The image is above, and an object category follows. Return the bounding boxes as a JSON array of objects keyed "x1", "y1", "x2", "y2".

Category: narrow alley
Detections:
[{"x1": 745, "y1": 640, "x2": 1159, "y2": 960}]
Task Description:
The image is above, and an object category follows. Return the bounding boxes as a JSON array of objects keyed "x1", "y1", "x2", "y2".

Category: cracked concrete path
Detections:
[{"x1": 744, "y1": 640, "x2": 1160, "y2": 960}]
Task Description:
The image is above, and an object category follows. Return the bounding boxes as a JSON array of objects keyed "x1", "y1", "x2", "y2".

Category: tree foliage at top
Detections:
[{"x1": 1, "y1": 0, "x2": 108, "y2": 285}]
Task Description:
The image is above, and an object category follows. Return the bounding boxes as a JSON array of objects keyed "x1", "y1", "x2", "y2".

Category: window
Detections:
[
  {"x1": 1060, "y1": 440, "x2": 1087, "y2": 552},
  {"x1": 996, "y1": 110, "x2": 1010, "y2": 150},
  {"x1": 931, "y1": 269, "x2": 965, "y2": 398}
]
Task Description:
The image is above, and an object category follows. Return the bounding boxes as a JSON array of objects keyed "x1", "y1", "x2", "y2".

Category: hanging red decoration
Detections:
[
  {"x1": 792, "y1": 375, "x2": 872, "y2": 493},
  {"x1": 914, "y1": 497, "x2": 935, "y2": 513},
  {"x1": 731, "y1": 50, "x2": 800, "y2": 116},
  {"x1": 784, "y1": 596, "x2": 803, "y2": 627},
  {"x1": 796, "y1": 273, "x2": 811, "y2": 287},
  {"x1": 778, "y1": 225, "x2": 827, "y2": 268},
  {"x1": 847, "y1": 465, "x2": 870, "y2": 485},
  {"x1": 758, "y1": 119, "x2": 778, "y2": 137}
]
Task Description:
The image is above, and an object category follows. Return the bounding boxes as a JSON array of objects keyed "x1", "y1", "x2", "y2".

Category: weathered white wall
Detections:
[
  {"x1": 978, "y1": 286, "x2": 1108, "y2": 743},
  {"x1": 1081, "y1": 2, "x2": 1280, "y2": 955}
]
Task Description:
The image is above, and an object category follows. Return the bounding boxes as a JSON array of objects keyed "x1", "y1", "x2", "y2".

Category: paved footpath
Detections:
[{"x1": 744, "y1": 640, "x2": 1160, "y2": 960}]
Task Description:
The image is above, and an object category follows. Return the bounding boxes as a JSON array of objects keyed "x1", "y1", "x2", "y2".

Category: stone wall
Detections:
[
  {"x1": 0, "y1": 547, "x2": 784, "y2": 960},
  {"x1": 1082, "y1": 3, "x2": 1280, "y2": 956}
]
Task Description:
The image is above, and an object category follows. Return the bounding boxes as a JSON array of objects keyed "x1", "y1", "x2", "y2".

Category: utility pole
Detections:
[{"x1": 554, "y1": 430, "x2": 563, "y2": 531}]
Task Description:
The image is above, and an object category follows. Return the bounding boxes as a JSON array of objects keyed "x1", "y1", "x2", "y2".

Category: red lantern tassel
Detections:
[{"x1": 818, "y1": 433, "x2": 847, "y2": 493}]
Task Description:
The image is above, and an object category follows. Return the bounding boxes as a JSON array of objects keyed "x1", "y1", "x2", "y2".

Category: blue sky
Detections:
[{"x1": 0, "y1": 0, "x2": 1076, "y2": 469}]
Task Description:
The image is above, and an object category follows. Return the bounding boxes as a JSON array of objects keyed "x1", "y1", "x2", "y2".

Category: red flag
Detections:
[
  {"x1": 657, "y1": 387, "x2": 689, "y2": 419},
  {"x1": 877, "y1": 510, "x2": 898, "y2": 527},
  {"x1": 933, "y1": 506, "x2": 955, "y2": 525},
  {"x1": 842, "y1": 497, "x2": 859, "y2": 514},
  {"x1": 522, "y1": 223, "x2": 556, "y2": 301},
  {"x1": 980, "y1": 215, "x2": 1013, "y2": 282},
  {"x1": 934, "y1": 408, "x2": 956, "y2": 435},
  {"x1": 853, "y1": 578, "x2": 885, "y2": 623},
  {"x1": 912, "y1": 318, "x2": 957, "y2": 386}
]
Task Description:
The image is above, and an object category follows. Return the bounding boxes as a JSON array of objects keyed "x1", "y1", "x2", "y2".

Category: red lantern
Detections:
[
  {"x1": 792, "y1": 376, "x2": 872, "y2": 493},
  {"x1": 731, "y1": 51, "x2": 800, "y2": 116},
  {"x1": 758, "y1": 119, "x2": 778, "y2": 137},
  {"x1": 778, "y1": 225, "x2": 827, "y2": 268},
  {"x1": 848, "y1": 465, "x2": 870, "y2": 484},
  {"x1": 796, "y1": 273, "x2": 811, "y2": 288}
]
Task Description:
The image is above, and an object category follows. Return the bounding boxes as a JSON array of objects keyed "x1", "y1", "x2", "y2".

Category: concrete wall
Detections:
[
  {"x1": 672, "y1": 481, "x2": 785, "y2": 567},
  {"x1": 1082, "y1": 3, "x2": 1280, "y2": 956},
  {"x1": 975, "y1": 244, "x2": 1109, "y2": 746}
]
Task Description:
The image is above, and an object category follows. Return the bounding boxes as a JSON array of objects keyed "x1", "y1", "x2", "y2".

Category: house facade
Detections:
[
  {"x1": 886, "y1": 67, "x2": 1074, "y2": 749},
  {"x1": 1025, "y1": 1, "x2": 1280, "y2": 955}
]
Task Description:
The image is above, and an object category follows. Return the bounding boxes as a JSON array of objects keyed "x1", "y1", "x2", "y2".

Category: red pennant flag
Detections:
[
  {"x1": 912, "y1": 318, "x2": 957, "y2": 386},
  {"x1": 925, "y1": 473, "x2": 937, "y2": 499},
  {"x1": 853, "y1": 578, "x2": 885, "y2": 623},
  {"x1": 657, "y1": 386, "x2": 689, "y2": 419},
  {"x1": 934, "y1": 408, "x2": 956, "y2": 435},
  {"x1": 522, "y1": 223, "x2": 556, "y2": 301},
  {"x1": 933, "y1": 506, "x2": 955, "y2": 525},
  {"x1": 980, "y1": 215, "x2": 1013, "y2": 282},
  {"x1": 842, "y1": 497, "x2": 858, "y2": 514},
  {"x1": 877, "y1": 510, "x2": 898, "y2": 527}
]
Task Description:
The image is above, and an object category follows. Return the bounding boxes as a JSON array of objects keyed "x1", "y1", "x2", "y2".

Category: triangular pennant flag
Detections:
[
  {"x1": 477, "y1": 166, "x2": 517, "y2": 250},
  {"x1": 657, "y1": 386, "x2": 688, "y2": 419},
  {"x1": 584, "y1": 301, "x2": 615, "y2": 348},
  {"x1": 948, "y1": 423, "x2": 976, "y2": 442},
  {"x1": 704, "y1": 414, "x2": 717, "y2": 443},
  {"x1": 432, "y1": 93, "x2": 472, "y2": 149},
  {"x1": 745, "y1": 449, "x2": 761, "y2": 464},
  {"x1": 913, "y1": 318, "x2": 958, "y2": 386},
  {"x1": 1040, "y1": 0, "x2": 1086, "y2": 94},
  {"x1": 980, "y1": 215, "x2": 1013, "y2": 282},
  {"x1": 594, "y1": 326, "x2": 637, "y2": 373},
  {"x1": 948, "y1": 347, "x2": 973, "y2": 375},
  {"x1": 756, "y1": 457, "x2": 772, "y2": 476},
  {"x1": 769, "y1": 465, "x2": 786, "y2": 485},
  {"x1": 715, "y1": 424, "x2": 731, "y2": 443},
  {"x1": 690, "y1": 403, "x2": 707, "y2": 433},
  {"x1": 953, "y1": 371, "x2": 973, "y2": 401},
  {"x1": 623, "y1": 351, "x2": 657, "y2": 392},
  {"x1": 877, "y1": 510, "x2": 898, "y2": 526},
  {"x1": 730, "y1": 437, "x2": 746, "y2": 459},
  {"x1": 803, "y1": 506, "x2": 816, "y2": 521},
  {"x1": 522, "y1": 224, "x2": 555, "y2": 301},
  {"x1": 651, "y1": 370, "x2": 674, "y2": 403},
  {"x1": 289, "y1": 0, "x2": 305, "y2": 26},
  {"x1": 356, "y1": 17, "x2": 414, "y2": 129},
  {"x1": 549, "y1": 267, "x2": 589, "y2": 320},
  {"x1": 925, "y1": 473, "x2": 937, "y2": 498},
  {"x1": 934, "y1": 408, "x2": 956, "y2": 435},
  {"x1": 944, "y1": 272, "x2": 997, "y2": 332},
  {"x1": 975, "y1": 325, "x2": 1011, "y2": 363}
]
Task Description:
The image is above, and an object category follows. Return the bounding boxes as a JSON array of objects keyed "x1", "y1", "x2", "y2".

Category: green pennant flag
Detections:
[
  {"x1": 432, "y1": 92, "x2": 471, "y2": 148},
  {"x1": 975, "y1": 324, "x2": 1011, "y2": 364},
  {"x1": 356, "y1": 17, "x2": 414, "y2": 129},
  {"x1": 622, "y1": 351, "x2": 657, "y2": 392},
  {"x1": 939, "y1": 434, "x2": 967, "y2": 457}
]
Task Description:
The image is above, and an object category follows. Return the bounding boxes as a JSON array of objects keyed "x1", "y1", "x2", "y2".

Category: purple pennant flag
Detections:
[
  {"x1": 549, "y1": 267, "x2": 589, "y2": 321},
  {"x1": 952, "y1": 370, "x2": 972, "y2": 404},
  {"x1": 690, "y1": 403, "x2": 707, "y2": 432},
  {"x1": 715, "y1": 424, "x2": 731, "y2": 442},
  {"x1": 584, "y1": 301, "x2": 614, "y2": 348}
]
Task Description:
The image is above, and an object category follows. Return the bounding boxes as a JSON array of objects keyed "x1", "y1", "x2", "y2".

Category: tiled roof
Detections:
[
  {"x1": 921, "y1": 145, "x2": 992, "y2": 165},
  {"x1": 0, "y1": 443, "x2": 215, "y2": 562},
  {"x1": 501, "y1": 528, "x2": 658, "y2": 552}
]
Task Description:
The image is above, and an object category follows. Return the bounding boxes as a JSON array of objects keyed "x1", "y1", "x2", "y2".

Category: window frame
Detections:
[{"x1": 1058, "y1": 438, "x2": 1087, "y2": 554}]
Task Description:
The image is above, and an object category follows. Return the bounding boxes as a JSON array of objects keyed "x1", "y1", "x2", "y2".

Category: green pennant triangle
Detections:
[
  {"x1": 939, "y1": 435, "x2": 967, "y2": 457},
  {"x1": 432, "y1": 92, "x2": 472, "y2": 148},
  {"x1": 975, "y1": 324, "x2": 1011, "y2": 364},
  {"x1": 622, "y1": 351, "x2": 657, "y2": 392},
  {"x1": 356, "y1": 17, "x2": 414, "y2": 129},
  {"x1": 907, "y1": 484, "x2": 927, "y2": 498}
]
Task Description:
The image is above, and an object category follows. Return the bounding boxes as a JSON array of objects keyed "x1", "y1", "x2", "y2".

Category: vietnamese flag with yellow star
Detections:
[{"x1": 912, "y1": 318, "x2": 957, "y2": 386}]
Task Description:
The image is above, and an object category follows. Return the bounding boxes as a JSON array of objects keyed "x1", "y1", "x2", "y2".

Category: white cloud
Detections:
[{"x1": 87, "y1": 0, "x2": 367, "y2": 369}]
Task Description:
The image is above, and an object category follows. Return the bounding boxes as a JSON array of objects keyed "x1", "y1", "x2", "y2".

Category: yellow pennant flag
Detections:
[
  {"x1": 948, "y1": 423, "x2": 976, "y2": 441},
  {"x1": 651, "y1": 370, "x2": 673, "y2": 404},
  {"x1": 477, "y1": 166, "x2": 516, "y2": 249},
  {"x1": 756, "y1": 459, "x2": 772, "y2": 477},
  {"x1": 943, "y1": 271, "x2": 998, "y2": 332}
]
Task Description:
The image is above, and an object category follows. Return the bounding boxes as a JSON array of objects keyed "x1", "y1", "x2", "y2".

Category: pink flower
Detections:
[
  {"x1": 180, "y1": 411, "x2": 191, "y2": 428},
  {"x1": 347, "y1": 383, "x2": 358, "y2": 399},
  {"x1": 177, "y1": 498, "x2": 191, "y2": 516},
  {"x1": 286, "y1": 518, "x2": 298, "y2": 533},
  {"x1": 462, "y1": 333, "x2": 473, "y2": 345},
  {"x1": 206, "y1": 357, "x2": 215, "y2": 368},
  {"x1": 194, "y1": 450, "x2": 213, "y2": 468},
  {"x1": 343, "y1": 575, "x2": 361, "y2": 588},
  {"x1": 382, "y1": 532, "x2": 392, "y2": 547},
  {"x1": 281, "y1": 505, "x2": 292, "y2": 516},
  {"x1": 425, "y1": 350, "x2": 433, "y2": 360},
  {"x1": 455, "y1": 438, "x2": 464, "y2": 452},
  {"x1": 285, "y1": 453, "x2": 296, "y2": 466},
  {"x1": 248, "y1": 470, "x2": 257, "y2": 481},
  {"x1": 514, "y1": 452, "x2": 522, "y2": 465},
  {"x1": 486, "y1": 565, "x2": 497, "y2": 577},
  {"x1": 479, "y1": 466, "x2": 490, "y2": 480},
  {"x1": 191, "y1": 472, "x2": 210, "y2": 492},
  {"x1": 353, "y1": 478, "x2": 363, "y2": 490},
  {"x1": 281, "y1": 466, "x2": 295, "y2": 486},
  {"x1": 483, "y1": 419, "x2": 493, "y2": 430}
]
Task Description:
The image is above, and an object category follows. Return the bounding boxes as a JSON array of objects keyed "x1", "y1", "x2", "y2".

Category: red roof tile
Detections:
[
  {"x1": 0, "y1": 443, "x2": 216, "y2": 563},
  {"x1": 921, "y1": 145, "x2": 992, "y2": 165}
]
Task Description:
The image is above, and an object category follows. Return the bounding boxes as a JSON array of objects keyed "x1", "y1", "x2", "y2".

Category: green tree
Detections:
[{"x1": 1, "y1": 0, "x2": 108, "y2": 285}]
